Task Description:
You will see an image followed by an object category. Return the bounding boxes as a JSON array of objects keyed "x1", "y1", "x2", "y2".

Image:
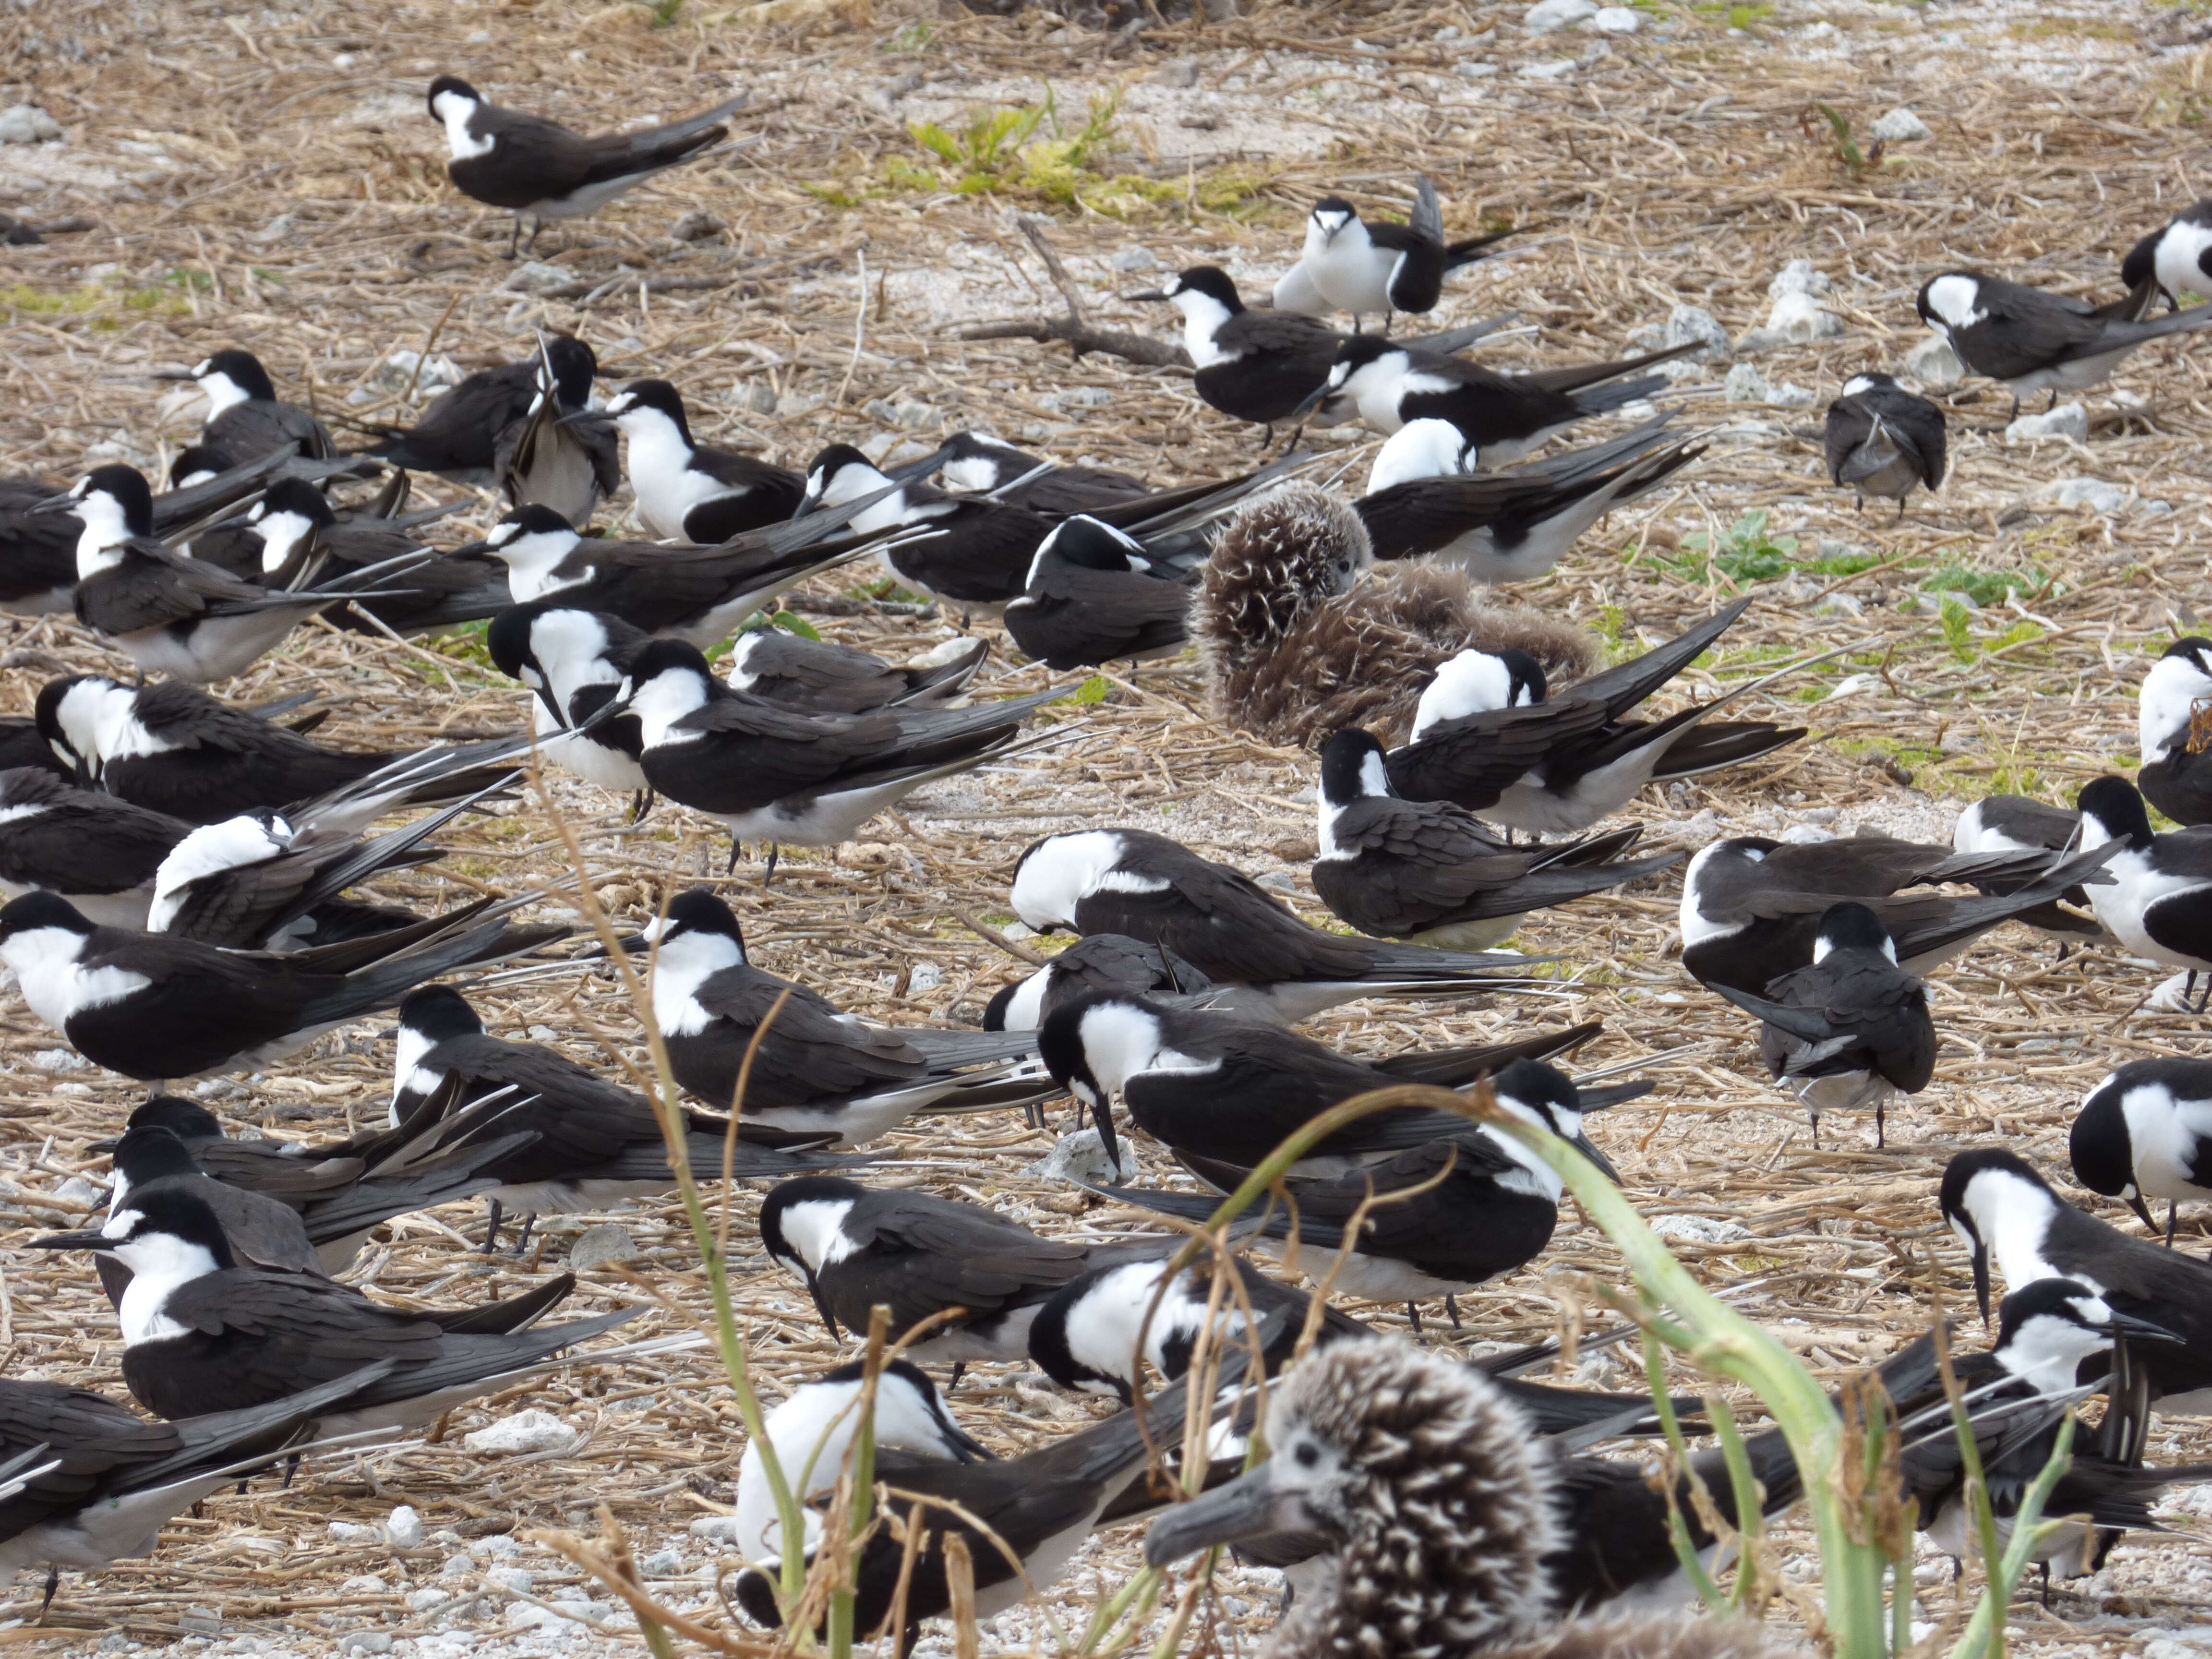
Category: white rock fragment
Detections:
[
  {"x1": 0, "y1": 106, "x2": 63, "y2": 144},
  {"x1": 385, "y1": 1504, "x2": 423, "y2": 1549},
  {"x1": 1590, "y1": 6, "x2": 1640, "y2": 30},
  {"x1": 566, "y1": 1223, "x2": 637, "y2": 1270},
  {"x1": 463, "y1": 1409, "x2": 579, "y2": 1456},
  {"x1": 1523, "y1": 0, "x2": 1596, "y2": 31},
  {"x1": 1767, "y1": 259, "x2": 1831, "y2": 301},
  {"x1": 370, "y1": 351, "x2": 462, "y2": 397},
  {"x1": 1650, "y1": 1214, "x2": 1751, "y2": 1244},
  {"x1": 31, "y1": 1048, "x2": 84, "y2": 1072},
  {"x1": 1723, "y1": 362, "x2": 1811, "y2": 405},
  {"x1": 1903, "y1": 335, "x2": 1964, "y2": 390},
  {"x1": 1666, "y1": 304, "x2": 1731, "y2": 359},
  {"x1": 1028, "y1": 1127, "x2": 1127, "y2": 1186},
  {"x1": 1870, "y1": 108, "x2": 1933, "y2": 144},
  {"x1": 2040, "y1": 477, "x2": 2127, "y2": 514},
  {"x1": 1765, "y1": 290, "x2": 1844, "y2": 343},
  {"x1": 501, "y1": 261, "x2": 576, "y2": 296},
  {"x1": 1520, "y1": 57, "x2": 1577, "y2": 77},
  {"x1": 2005, "y1": 403, "x2": 2088, "y2": 444},
  {"x1": 689, "y1": 1515, "x2": 745, "y2": 1543},
  {"x1": 1780, "y1": 824, "x2": 1836, "y2": 844},
  {"x1": 1110, "y1": 245, "x2": 1158, "y2": 272}
]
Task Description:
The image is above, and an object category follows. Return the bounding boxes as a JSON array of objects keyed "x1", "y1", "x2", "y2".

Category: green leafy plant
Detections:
[
  {"x1": 1664, "y1": 511, "x2": 1876, "y2": 587},
  {"x1": 1919, "y1": 564, "x2": 2047, "y2": 608},
  {"x1": 1941, "y1": 596, "x2": 1976, "y2": 661}
]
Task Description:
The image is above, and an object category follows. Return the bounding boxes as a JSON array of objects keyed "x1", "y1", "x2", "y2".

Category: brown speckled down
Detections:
[{"x1": 1194, "y1": 482, "x2": 1597, "y2": 749}]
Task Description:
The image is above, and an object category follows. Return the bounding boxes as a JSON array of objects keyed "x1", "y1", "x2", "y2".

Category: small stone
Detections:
[
  {"x1": 385, "y1": 1505, "x2": 423, "y2": 1549},
  {"x1": 1870, "y1": 107, "x2": 1932, "y2": 144},
  {"x1": 441, "y1": 1554, "x2": 475, "y2": 1578},
  {"x1": 1903, "y1": 335, "x2": 1964, "y2": 390},
  {"x1": 1455, "y1": 60, "x2": 1500, "y2": 77},
  {"x1": 370, "y1": 351, "x2": 463, "y2": 397},
  {"x1": 1523, "y1": 0, "x2": 1596, "y2": 31},
  {"x1": 2006, "y1": 403, "x2": 2088, "y2": 444},
  {"x1": 406, "y1": 1589, "x2": 452, "y2": 1613},
  {"x1": 1062, "y1": 386, "x2": 1112, "y2": 408},
  {"x1": 1111, "y1": 245, "x2": 1158, "y2": 273},
  {"x1": 1665, "y1": 304, "x2": 1731, "y2": 359},
  {"x1": 331, "y1": 1522, "x2": 381, "y2": 1543},
  {"x1": 1256, "y1": 870, "x2": 1297, "y2": 892},
  {"x1": 501, "y1": 261, "x2": 576, "y2": 296},
  {"x1": 1765, "y1": 290, "x2": 1843, "y2": 343},
  {"x1": 1939, "y1": 727, "x2": 1982, "y2": 755},
  {"x1": 1767, "y1": 258, "x2": 1832, "y2": 301},
  {"x1": 566, "y1": 1223, "x2": 637, "y2": 1270},
  {"x1": 1520, "y1": 57, "x2": 1576, "y2": 77},
  {"x1": 2040, "y1": 476, "x2": 2127, "y2": 514},
  {"x1": 885, "y1": 439, "x2": 936, "y2": 467},
  {"x1": 339, "y1": 1575, "x2": 388, "y2": 1595},
  {"x1": 1027, "y1": 1126, "x2": 1129, "y2": 1186},
  {"x1": 484, "y1": 1566, "x2": 534, "y2": 1592},
  {"x1": 463, "y1": 1409, "x2": 579, "y2": 1456},
  {"x1": 0, "y1": 105, "x2": 63, "y2": 144},
  {"x1": 909, "y1": 962, "x2": 943, "y2": 992},
  {"x1": 1767, "y1": 379, "x2": 1816, "y2": 409},
  {"x1": 1590, "y1": 6, "x2": 1639, "y2": 30},
  {"x1": 1649, "y1": 1213, "x2": 1750, "y2": 1244},
  {"x1": 177, "y1": 1611, "x2": 222, "y2": 1636},
  {"x1": 339, "y1": 1635, "x2": 393, "y2": 1656},
  {"x1": 1814, "y1": 592, "x2": 1863, "y2": 618},
  {"x1": 743, "y1": 383, "x2": 778, "y2": 415},
  {"x1": 640, "y1": 1550, "x2": 684, "y2": 1576},
  {"x1": 670, "y1": 209, "x2": 726, "y2": 242},
  {"x1": 1001, "y1": 920, "x2": 1036, "y2": 940},
  {"x1": 1150, "y1": 58, "x2": 1201, "y2": 87},
  {"x1": 1723, "y1": 362, "x2": 1772, "y2": 403},
  {"x1": 1780, "y1": 824, "x2": 1835, "y2": 844},
  {"x1": 859, "y1": 431, "x2": 901, "y2": 464},
  {"x1": 1729, "y1": 328, "x2": 1784, "y2": 357},
  {"x1": 688, "y1": 1515, "x2": 745, "y2": 1543},
  {"x1": 31, "y1": 1048, "x2": 84, "y2": 1071}
]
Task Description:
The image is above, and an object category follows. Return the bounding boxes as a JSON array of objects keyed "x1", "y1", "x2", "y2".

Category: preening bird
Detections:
[
  {"x1": 426, "y1": 75, "x2": 748, "y2": 257},
  {"x1": 2121, "y1": 198, "x2": 2212, "y2": 312},
  {"x1": 353, "y1": 335, "x2": 601, "y2": 486},
  {"x1": 1823, "y1": 373, "x2": 1945, "y2": 515},
  {"x1": 2135, "y1": 637, "x2": 2212, "y2": 828},
  {"x1": 1270, "y1": 178, "x2": 1515, "y2": 328}
]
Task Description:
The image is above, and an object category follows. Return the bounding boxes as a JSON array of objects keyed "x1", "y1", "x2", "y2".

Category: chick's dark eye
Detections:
[{"x1": 1293, "y1": 1443, "x2": 1320, "y2": 1467}]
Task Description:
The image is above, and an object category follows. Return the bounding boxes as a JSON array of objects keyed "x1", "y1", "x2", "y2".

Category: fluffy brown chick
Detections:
[{"x1": 1194, "y1": 482, "x2": 1594, "y2": 749}]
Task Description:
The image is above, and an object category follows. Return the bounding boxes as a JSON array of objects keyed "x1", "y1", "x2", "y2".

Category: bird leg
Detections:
[
  {"x1": 506, "y1": 216, "x2": 523, "y2": 261},
  {"x1": 1895, "y1": 497, "x2": 1907, "y2": 524},
  {"x1": 2169, "y1": 1203, "x2": 2181, "y2": 1249},
  {"x1": 1444, "y1": 1294, "x2": 1463, "y2": 1329},
  {"x1": 946, "y1": 1362, "x2": 966, "y2": 1392},
  {"x1": 763, "y1": 844, "x2": 781, "y2": 886},
  {"x1": 481, "y1": 1197, "x2": 505, "y2": 1254},
  {"x1": 524, "y1": 217, "x2": 545, "y2": 257},
  {"x1": 37, "y1": 1567, "x2": 58, "y2": 1625},
  {"x1": 513, "y1": 1212, "x2": 538, "y2": 1255},
  {"x1": 1405, "y1": 1301, "x2": 1423, "y2": 1335},
  {"x1": 2045, "y1": 390, "x2": 2057, "y2": 414},
  {"x1": 1875, "y1": 1101, "x2": 1886, "y2": 1150},
  {"x1": 628, "y1": 789, "x2": 656, "y2": 825},
  {"x1": 283, "y1": 1453, "x2": 301, "y2": 1489}
]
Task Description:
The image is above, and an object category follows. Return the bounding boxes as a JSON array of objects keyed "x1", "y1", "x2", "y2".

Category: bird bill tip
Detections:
[{"x1": 25, "y1": 1228, "x2": 107, "y2": 1251}]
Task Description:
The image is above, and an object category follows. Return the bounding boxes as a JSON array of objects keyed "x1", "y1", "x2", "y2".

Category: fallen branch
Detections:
[{"x1": 957, "y1": 216, "x2": 1192, "y2": 371}]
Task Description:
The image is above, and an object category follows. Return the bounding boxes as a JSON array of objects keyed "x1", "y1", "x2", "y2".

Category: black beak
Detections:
[
  {"x1": 554, "y1": 409, "x2": 614, "y2": 431},
  {"x1": 28, "y1": 494, "x2": 80, "y2": 517},
  {"x1": 2109, "y1": 1309, "x2": 2188, "y2": 1346},
  {"x1": 1569, "y1": 1131, "x2": 1622, "y2": 1184},
  {"x1": 804, "y1": 1275, "x2": 841, "y2": 1341},
  {"x1": 886, "y1": 445, "x2": 952, "y2": 485},
  {"x1": 449, "y1": 539, "x2": 494, "y2": 558},
  {"x1": 148, "y1": 370, "x2": 196, "y2": 383},
  {"x1": 1284, "y1": 380, "x2": 1331, "y2": 423},
  {"x1": 572, "y1": 934, "x2": 648, "y2": 962},
  {"x1": 86, "y1": 1135, "x2": 121, "y2": 1154},
  {"x1": 26, "y1": 1229, "x2": 108, "y2": 1252},
  {"x1": 1081, "y1": 1084, "x2": 1122, "y2": 1179},
  {"x1": 1126, "y1": 290, "x2": 1170, "y2": 304},
  {"x1": 2124, "y1": 1191, "x2": 2158, "y2": 1231},
  {"x1": 1969, "y1": 1240, "x2": 1992, "y2": 1325}
]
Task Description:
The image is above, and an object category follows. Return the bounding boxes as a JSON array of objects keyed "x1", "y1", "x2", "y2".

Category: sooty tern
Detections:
[
  {"x1": 1313, "y1": 727, "x2": 1681, "y2": 948},
  {"x1": 2073, "y1": 1058, "x2": 2212, "y2": 1244},
  {"x1": 245, "y1": 478, "x2": 510, "y2": 637},
  {"x1": 167, "y1": 350, "x2": 334, "y2": 462},
  {"x1": 598, "y1": 378, "x2": 803, "y2": 541},
  {"x1": 353, "y1": 335, "x2": 599, "y2": 485},
  {"x1": 899, "y1": 430, "x2": 1147, "y2": 517},
  {"x1": 1824, "y1": 373, "x2": 1946, "y2": 516},
  {"x1": 2074, "y1": 773, "x2": 2212, "y2": 1004},
  {"x1": 0, "y1": 766, "x2": 189, "y2": 928},
  {"x1": 1270, "y1": 177, "x2": 1514, "y2": 328},
  {"x1": 1003, "y1": 514, "x2": 1194, "y2": 670},
  {"x1": 1009, "y1": 827, "x2": 1547, "y2": 1024},
  {"x1": 1915, "y1": 270, "x2": 2212, "y2": 414},
  {"x1": 2135, "y1": 637, "x2": 2212, "y2": 828},
  {"x1": 427, "y1": 75, "x2": 747, "y2": 257},
  {"x1": 2122, "y1": 198, "x2": 2212, "y2": 312},
  {"x1": 982, "y1": 933, "x2": 1220, "y2": 1033}
]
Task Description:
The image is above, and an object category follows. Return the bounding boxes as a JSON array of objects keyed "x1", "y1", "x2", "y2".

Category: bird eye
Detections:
[{"x1": 1293, "y1": 1443, "x2": 1320, "y2": 1467}]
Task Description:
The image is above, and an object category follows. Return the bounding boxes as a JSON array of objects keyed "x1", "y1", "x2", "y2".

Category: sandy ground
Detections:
[{"x1": 3, "y1": 0, "x2": 2212, "y2": 1652}]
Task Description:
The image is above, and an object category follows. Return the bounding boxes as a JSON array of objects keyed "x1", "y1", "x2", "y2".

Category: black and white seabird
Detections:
[
  {"x1": 1707, "y1": 902, "x2": 1937, "y2": 1147},
  {"x1": 427, "y1": 75, "x2": 747, "y2": 257},
  {"x1": 171, "y1": 350, "x2": 334, "y2": 461},
  {"x1": 1132, "y1": 266, "x2": 1508, "y2": 433},
  {"x1": 32, "y1": 673, "x2": 526, "y2": 828},
  {"x1": 103, "y1": 1123, "x2": 328, "y2": 1280},
  {"x1": 982, "y1": 933, "x2": 1220, "y2": 1033},
  {"x1": 92, "y1": 1094, "x2": 530, "y2": 1272},
  {"x1": 622, "y1": 638, "x2": 1066, "y2": 859},
  {"x1": 0, "y1": 766, "x2": 187, "y2": 928},
  {"x1": 1824, "y1": 373, "x2": 1946, "y2": 516},
  {"x1": 1677, "y1": 832, "x2": 2116, "y2": 996},
  {"x1": 1387, "y1": 597, "x2": 1808, "y2": 834},
  {"x1": 639, "y1": 887, "x2": 1049, "y2": 1143},
  {"x1": 2073, "y1": 1058, "x2": 2212, "y2": 1243},
  {"x1": 1310, "y1": 334, "x2": 1693, "y2": 463},
  {"x1": 1355, "y1": 418, "x2": 1700, "y2": 583},
  {"x1": 1940, "y1": 1146, "x2": 2212, "y2": 1411},
  {"x1": 1028, "y1": 1255, "x2": 1368, "y2": 1403},
  {"x1": 2122, "y1": 199, "x2": 2212, "y2": 311},
  {"x1": 0, "y1": 890, "x2": 563, "y2": 1080},
  {"x1": 354, "y1": 335, "x2": 599, "y2": 485},
  {"x1": 797, "y1": 444, "x2": 1062, "y2": 609},
  {"x1": 485, "y1": 601, "x2": 651, "y2": 797},
  {"x1": 473, "y1": 503, "x2": 874, "y2": 648},
  {"x1": 51, "y1": 465, "x2": 419, "y2": 684},
  {"x1": 1950, "y1": 793, "x2": 2107, "y2": 946},
  {"x1": 29, "y1": 1186, "x2": 643, "y2": 1429},
  {"x1": 1312, "y1": 728, "x2": 1681, "y2": 947},
  {"x1": 1003, "y1": 514, "x2": 1194, "y2": 670},
  {"x1": 2074, "y1": 773, "x2": 2212, "y2": 1004},
  {"x1": 1009, "y1": 827, "x2": 1545, "y2": 1024},
  {"x1": 724, "y1": 625, "x2": 988, "y2": 712},
  {"x1": 1915, "y1": 270, "x2": 2212, "y2": 414},
  {"x1": 389, "y1": 982, "x2": 852, "y2": 1250},
  {"x1": 598, "y1": 378, "x2": 803, "y2": 541},
  {"x1": 900, "y1": 430, "x2": 1147, "y2": 516},
  {"x1": 2135, "y1": 637, "x2": 2212, "y2": 828},
  {"x1": 1270, "y1": 178, "x2": 1514, "y2": 328},
  {"x1": 1040, "y1": 992, "x2": 1623, "y2": 1178},
  {"x1": 0, "y1": 1366, "x2": 390, "y2": 1593},
  {"x1": 733, "y1": 1343, "x2": 1256, "y2": 1643},
  {"x1": 493, "y1": 340, "x2": 622, "y2": 527},
  {"x1": 245, "y1": 478, "x2": 511, "y2": 637},
  {"x1": 758, "y1": 1174, "x2": 1158, "y2": 1363},
  {"x1": 732, "y1": 1357, "x2": 992, "y2": 1563}
]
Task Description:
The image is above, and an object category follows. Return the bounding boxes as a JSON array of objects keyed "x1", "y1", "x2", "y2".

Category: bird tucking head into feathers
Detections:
[
  {"x1": 1148, "y1": 1338, "x2": 1804, "y2": 1659},
  {"x1": 1193, "y1": 483, "x2": 1595, "y2": 748}
]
